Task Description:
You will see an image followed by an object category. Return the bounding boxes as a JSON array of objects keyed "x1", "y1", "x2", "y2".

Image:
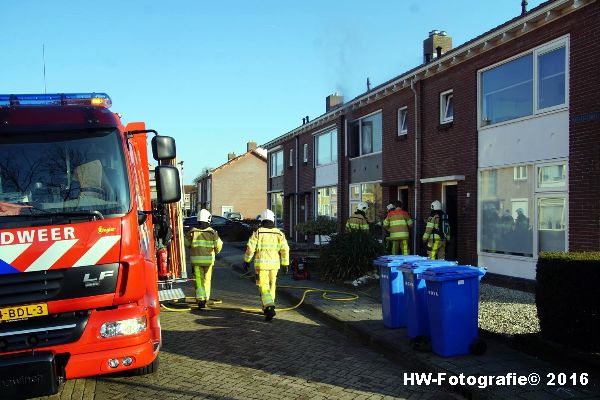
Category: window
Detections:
[
  {"x1": 538, "y1": 46, "x2": 566, "y2": 110},
  {"x1": 270, "y1": 192, "x2": 283, "y2": 221},
  {"x1": 289, "y1": 148, "x2": 294, "y2": 167},
  {"x1": 479, "y1": 166, "x2": 534, "y2": 257},
  {"x1": 513, "y1": 165, "x2": 527, "y2": 181},
  {"x1": 481, "y1": 54, "x2": 533, "y2": 125},
  {"x1": 303, "y1": 143, "x2": 308, "y2": 163},
  {"x1": 480, "y1": 39, "x2": 567, "y2": 127},
  {"x1": 270, "y1": 150, "x2": 283, "y2": 177},
  {"x1": 398, "y1": 107, "x2": 408, "y2": 135},
  {"x1": 349, "y1": 182, "x2": 382, "y2": 222},
  {"x1": 316, "y1": 186, "x2": 337, "y2": 219},
  {"x1": 347, "y1": 112, "x2": 382, "y2": 158},
  {"x1": 440, "y1": 90, "x2": 453, "y2": 123},
  {"x1": 315, "y1": 129, "x2": 337, "y2": 166},
  {"x1": 538, "y1": 163, "x2": 566, "y2": 189},
  {"x1": 538, "y1": 197, "x2": 566, "y2": 252}
]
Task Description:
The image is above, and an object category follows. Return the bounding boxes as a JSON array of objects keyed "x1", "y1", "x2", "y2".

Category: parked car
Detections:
[
  {"x1": 223, "y1": 211, "x2": 243, "y2": 221},
  {"x1": 183, "y1": 215, "x2": 252, "y2": 241}
]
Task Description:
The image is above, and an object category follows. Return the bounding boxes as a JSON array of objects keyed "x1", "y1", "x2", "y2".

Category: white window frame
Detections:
[
  {"x1": 289, "y1": 148, "x2": 294, "y2": 167},
  {"x1": 270, "y1": 150, "x2": 283, "y2": 177},
  {"x1": 440, "y1": 89, "x2": 454, "y2": 124},
  {"x1": 513, "y1": 165, "x2": 528, "y2": 181},
  {"x1": 477, "y1": 158, "x2": 568, "y2": 259},
  {"x1": 314, "y1": 185, "x2": 338, "y2": 220},
  {"x1": 303, "y1": 143, "x2": 308, "y2": 163},
  {"x1": 478, "y1": 35, "x2": 569, "y2": 129},
  {"x1": 314, "y1": 129, "x2": 338, "y2": 167},
  {"x1": 535, "y1": 161, "x2": 568, "y2": 192},
  {"x1": 397, "y1": 106, "x2": 408, "y2": 136},
  {"x1": 349, "y1": 110, "x2": 383, "y2": 159}
]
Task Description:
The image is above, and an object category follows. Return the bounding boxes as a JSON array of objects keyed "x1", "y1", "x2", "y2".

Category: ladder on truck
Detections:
[{"x1": 157, "y1": 158, "x2": 188, "y2": 303}]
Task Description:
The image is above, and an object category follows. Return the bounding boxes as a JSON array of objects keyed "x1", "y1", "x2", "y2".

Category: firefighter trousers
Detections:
[
  {"x1": 390, "y1": 239, "x2": 409, "y2": 255},
  {"x1": 193, "y1": 265, "x2": 213, "y2": 301},
  {"x1": 256, "y1": 269, "x2": 277, "y2": 309},
  {"x1": 427, "y1": 239, "x2": 446, "y2": 260}
]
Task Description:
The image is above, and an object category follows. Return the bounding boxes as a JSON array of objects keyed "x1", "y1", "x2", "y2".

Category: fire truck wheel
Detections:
[{"x1": 131, "y1": 356, "x2": 159, "y2": 376}]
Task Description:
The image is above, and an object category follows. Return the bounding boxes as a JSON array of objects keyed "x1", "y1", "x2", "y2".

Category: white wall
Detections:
[
  {"x1": 479, "y1": 110, "x2": 568, "y2": 168},
  {"x1": 315, "y1": 163, "x2": 338, "y2": 187}
]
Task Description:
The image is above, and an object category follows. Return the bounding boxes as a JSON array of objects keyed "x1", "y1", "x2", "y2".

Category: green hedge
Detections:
[
  {"x1": 319, "y1": 230, "x2": 384, "y2": 282},
  {"x1": 536, "y1": 252, "x2": 600, "y2": 352}
]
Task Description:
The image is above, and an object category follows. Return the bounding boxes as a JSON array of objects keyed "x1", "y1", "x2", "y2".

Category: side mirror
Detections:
[
  {"x1": 151, "y1": 136, "x2": 176, "y2": 161},
  {"x1": 155, "y1": 166, "x2": 181, "y2": 203}
]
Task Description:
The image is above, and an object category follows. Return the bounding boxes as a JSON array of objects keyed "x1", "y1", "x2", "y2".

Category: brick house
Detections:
[
  {"x1": 196, "y1": 141, "x2": 267, "y2": 220},
  {"x1": 263, "y1": 0, "x2": 599, "y2": 280}
]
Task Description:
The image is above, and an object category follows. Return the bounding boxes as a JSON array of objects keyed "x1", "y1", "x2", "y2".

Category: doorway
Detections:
[
  {"x1": 397, "y1": 187, "x2": 409, "y2": 212},
  {"x1": 443, "y1": 184, "x2": 458, "y2": 260}
]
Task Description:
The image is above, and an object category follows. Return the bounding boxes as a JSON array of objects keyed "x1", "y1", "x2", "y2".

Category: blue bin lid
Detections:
[
  {"x1": 374, "y1": 255, "x2": 426, "y2": 267},
  {"x1": 398, "y1": 259, "x2": 457, "y2": 274},
  {"x1": 416, "y1": 265, "x2": 486, "y2": 281}
]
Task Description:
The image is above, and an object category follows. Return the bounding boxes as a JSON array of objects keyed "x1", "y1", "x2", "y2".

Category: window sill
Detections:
[
  {"x1": 348, "y1": 151, "x2": 382, "y2": 161},
  {"x1": 396, "y1": 133, "x2": 408, "y2": 141},
  {"x1": 438, "y1": 121, "x2": 453, "y2": 131}
]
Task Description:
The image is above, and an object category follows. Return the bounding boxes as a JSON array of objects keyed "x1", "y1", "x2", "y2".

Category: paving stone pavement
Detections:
[
  {"x1": 219, "y1": 245, "x2": 600, "y2": 400},
  {"x1": 35, "y1": 243, "x2": 458, "y2": 400}
]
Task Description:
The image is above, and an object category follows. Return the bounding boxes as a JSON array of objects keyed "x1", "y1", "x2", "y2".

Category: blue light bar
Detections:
[{"x1": 0, "y1": 93, "x2": 112, "y2": 108}]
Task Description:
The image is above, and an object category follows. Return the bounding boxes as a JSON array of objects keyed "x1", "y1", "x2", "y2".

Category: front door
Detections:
[{"x1": 443, "y1": 184, "x2": 458, "y2": 260}]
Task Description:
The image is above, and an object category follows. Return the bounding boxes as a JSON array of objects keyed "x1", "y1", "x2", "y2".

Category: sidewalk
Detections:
[{"x1": 219, "y1": 250, "x2": 600, "y2": 400}]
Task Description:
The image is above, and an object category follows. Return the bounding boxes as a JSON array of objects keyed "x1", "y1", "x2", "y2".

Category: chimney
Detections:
[
  {"x1": 423, "y1": 30, "x2": 452, "y2": 63},
  {"x1": 227, "y1": 152, "x2": 236, "y2": 161},
  {"x1": 326, "y1": 93, "x2": 343, "y2": 112},
  {"x1": 247, "y1": 141, "x2": 257, "y2": 152},
  {"x1": 521, "y1": 0, "x2": 528, "y2": 15}
]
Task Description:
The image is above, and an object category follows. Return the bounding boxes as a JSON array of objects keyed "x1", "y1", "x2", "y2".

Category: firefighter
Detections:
[
  {"x1": 346, "y1": 201, "x2": 370, "y2": 231},
  {"x1": 422, "y1": 200, "x2": 449, "y2": 260},
  {"x1": 184, "y1": 209, "x2": 223, "y2": 308},
  {"x1": 383, "y1": 200, "x2": 413, "y2": 255},
  {"x1": 244, "y1": 209, "x2": 289, "y2": 321}
]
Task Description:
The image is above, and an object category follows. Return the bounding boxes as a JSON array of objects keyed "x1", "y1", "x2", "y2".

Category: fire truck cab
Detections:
[{"x1": 0, "y1": 93, "x2": 181, "y2": 398}]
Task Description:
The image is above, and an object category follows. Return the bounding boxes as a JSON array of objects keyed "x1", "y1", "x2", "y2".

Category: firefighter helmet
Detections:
[
  {"x1": 260, "y1": 209, "x2": 276, "y2": 223},
  {"x1": 197, "y1": 209, "x2": 212, "y2": 223},
  {"x1": 357, "y1": 201, "x2": 369, "y2": 212},
  {"x1": 386, "y1": 203, "x2": 395, "y2": 211},
  {"x1": 431, "y1": 200, "x2": 442, "y2": 211}
]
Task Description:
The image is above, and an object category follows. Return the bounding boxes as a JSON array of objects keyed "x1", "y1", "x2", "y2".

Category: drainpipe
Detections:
[
  {"x1": 295, "y1": 135, "x2": 299, "y2": 242},
  {"x1": 410, "y1": 77, "x2": 420, "y2": 253}
]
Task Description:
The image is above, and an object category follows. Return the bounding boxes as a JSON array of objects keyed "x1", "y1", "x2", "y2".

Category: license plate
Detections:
[{"x1": 0, "y1": 303, "x2": 48, "y2": 322}]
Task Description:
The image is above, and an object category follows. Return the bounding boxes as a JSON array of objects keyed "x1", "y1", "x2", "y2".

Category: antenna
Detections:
[{"x1": 42, "y1": 44, "x2": 47, "y2": 94}]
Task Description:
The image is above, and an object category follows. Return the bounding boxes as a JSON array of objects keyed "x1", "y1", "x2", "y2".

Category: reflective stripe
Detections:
[
  {"x1": 192, "y1": 240, "x2": 216, "y2": 247},
  {"x1": 389, "y1": 232, "x2": 409, "y2": 239},
  {"x1": 256, "y1": 243, "x2": 283, "y2": 250}
]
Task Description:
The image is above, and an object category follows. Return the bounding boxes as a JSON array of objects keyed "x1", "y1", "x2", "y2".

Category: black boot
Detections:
[
  {"x1": 197, "y1": 300, "x2": 206, "y2": 309},
  {"x1": 264, "y1": 306, "x2": 276, "y2": 321}
]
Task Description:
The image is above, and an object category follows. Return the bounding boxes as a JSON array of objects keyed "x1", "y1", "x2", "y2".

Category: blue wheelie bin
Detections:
[
  {"x1": 417, "y1": 266, "x2": 486, "y2": 357},
  {"x1": 399, "y1": 259, "x2": 457, "y2": 338},
  {"x1": 374, "y1": 255, "x2": 426, "y2": 328}
]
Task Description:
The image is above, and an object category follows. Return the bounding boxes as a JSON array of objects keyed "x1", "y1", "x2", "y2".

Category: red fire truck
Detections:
[{"x1": 0, "y1": 93, "x2": 181, "y2": 398}]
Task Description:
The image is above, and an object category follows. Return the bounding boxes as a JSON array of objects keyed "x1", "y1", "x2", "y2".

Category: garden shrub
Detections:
[
  {"x1": 319, "y1": 230, "x2": 384, "y2": 282},
  {"x1": 536, "y1": 251, "x2": 600, "y2": 352}
]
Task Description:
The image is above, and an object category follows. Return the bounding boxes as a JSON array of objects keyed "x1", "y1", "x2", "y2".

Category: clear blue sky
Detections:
[{"x1": 1, "y1": 1, "x2": 544, "y2": 184}]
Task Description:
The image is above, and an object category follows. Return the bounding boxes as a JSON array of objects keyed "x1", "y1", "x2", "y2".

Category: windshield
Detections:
[{"x1": 0, "y1": 129, "x2": 130, "y2": 221}]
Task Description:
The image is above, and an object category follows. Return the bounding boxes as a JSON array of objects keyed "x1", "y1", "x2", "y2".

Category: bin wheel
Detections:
[
  {"x1": 469, "y1": 338, "x2": 487, "y2": 355},
  {"x1": 410, "y1": 336, "x2": 432, "y2": 353}
]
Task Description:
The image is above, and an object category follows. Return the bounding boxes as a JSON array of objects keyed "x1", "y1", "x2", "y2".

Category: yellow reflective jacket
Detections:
[
  {"x1": 346, "y1": 213, "x2": 369, "y2": 231},
  {"x1": 244, "y1": 227, "x2": 290, "y2": 270},
  {"x1": 422, "y1": 214, "x2": 448, "y2": 244},
  {"x1": 383, "y1": 209, "x2": 413, "y2": 240},
  {"x1": 184, "y1": 227, "x2": 223, "y2": 266}
]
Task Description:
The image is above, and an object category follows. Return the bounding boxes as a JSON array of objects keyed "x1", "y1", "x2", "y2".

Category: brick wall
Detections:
[{"x1": 211, "y1": 153, "x2": 267, "y2": 219}]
